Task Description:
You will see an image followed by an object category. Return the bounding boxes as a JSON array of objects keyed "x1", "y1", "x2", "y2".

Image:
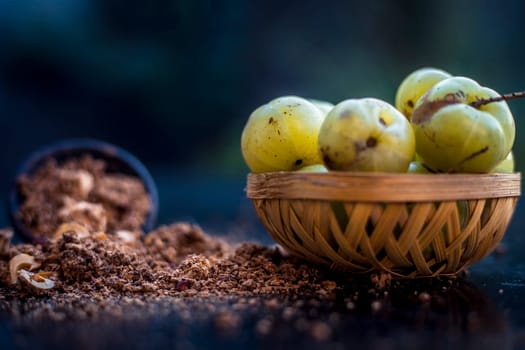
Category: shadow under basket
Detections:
[{"x1": 246, "y1": 172, "x2": 521, "y2": 278}]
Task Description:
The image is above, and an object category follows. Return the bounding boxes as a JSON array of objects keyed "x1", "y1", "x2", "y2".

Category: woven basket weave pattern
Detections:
[{"x1": 247, "y1": 172, "x2": 521, "y2": 277}]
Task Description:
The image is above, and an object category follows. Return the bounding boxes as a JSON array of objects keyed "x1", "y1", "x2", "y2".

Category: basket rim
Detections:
[{"x1": 246, "y1": 171, "x2": 521, "y2": 202}]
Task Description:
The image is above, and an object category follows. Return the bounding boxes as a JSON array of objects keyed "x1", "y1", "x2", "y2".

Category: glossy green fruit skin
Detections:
[
  {"x1": 407, "y1": 161, "x2": 434, "y2": 174},
  {"x1": 413, "y1": 153, "x2": 424, "y2": 161},
  {"x1": 318, "y1": 98, "x2": 415, "y2": 172},
  {"x1": 491, "y1": 151, "x2": 514, "y2": 173},
  {"x1": 241, "y1": 96, "x2": 325, "y2": 173},
  {"x1": 297, "y1": 164, "x2": 328, "y2": 172},
  {"x1": 411, "y1": 77, "x2": 515, "y2": 173},
  {"x1": 395, "y1": 67, "x2": 452, "y2": 119}
]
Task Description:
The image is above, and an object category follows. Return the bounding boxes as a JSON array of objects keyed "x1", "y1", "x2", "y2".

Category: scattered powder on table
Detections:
[
  {"x1": 0, "y1": 223, "x2": 335, "y2": 298},
  {"x1": 0, "y1": 225, "x2": 502, "y2": 343},
  {"x1": 0, "y1": 223, "x2": 348, "y2": 339}
]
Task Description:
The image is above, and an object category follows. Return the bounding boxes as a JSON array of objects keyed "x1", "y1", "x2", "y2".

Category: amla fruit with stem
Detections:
[{"x1": 411, "y1": 77, "x2": 520, "y2": 173}]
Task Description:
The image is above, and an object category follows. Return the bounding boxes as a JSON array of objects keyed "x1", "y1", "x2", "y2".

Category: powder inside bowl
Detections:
[{"x1": 15, "y1": 154, "x2": 152, "y2": 239}]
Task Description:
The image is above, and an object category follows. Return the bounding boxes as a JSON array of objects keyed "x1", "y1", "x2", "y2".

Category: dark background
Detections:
[
  {"x1": 2, "y1": 2, "x2": 525, "y2": 349},
  {"x1": 0, "y1": 0, "x2": 524, "y2": 235}
]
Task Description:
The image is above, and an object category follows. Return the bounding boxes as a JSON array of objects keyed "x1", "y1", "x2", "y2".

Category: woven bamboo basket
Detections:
[{"x1": 246, "y1": 172, "x2": 521, "y2": 278}]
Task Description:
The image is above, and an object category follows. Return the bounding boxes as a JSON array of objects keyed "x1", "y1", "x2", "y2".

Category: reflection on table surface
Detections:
[
  {"x1": 1, "y1": 175, "x2": 525, "y2": 350},
  {"x1": 0, "y1": 267, "x2": 521, "y2": 350}
]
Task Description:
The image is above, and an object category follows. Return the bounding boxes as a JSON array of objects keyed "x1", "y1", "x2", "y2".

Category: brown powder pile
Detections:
[
  {"x1": 0, "y1": 222, "x2": 353, "y2": 338},
  {"x1": 11, "y1": 154, "x2": 334, "y2": 301},
  {"x1": 16, "y1": 155, "x2": 151, "y2": 238},
  {"x1": 0, "y1": 223, "x2": 337, "y2": 299}
]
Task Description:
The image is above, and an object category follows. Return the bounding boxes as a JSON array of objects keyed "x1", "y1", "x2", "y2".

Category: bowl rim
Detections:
[
  {"x1": 246, "y1": 171, "x2": 521, "y2": 202},
  {"x1": 8, "y1": 138, "x2": 159, "y2": 241}
]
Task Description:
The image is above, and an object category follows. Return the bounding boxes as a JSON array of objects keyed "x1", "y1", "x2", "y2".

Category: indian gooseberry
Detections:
[
  {"x1": 411, "y1": 77, "x2": 516, "y2": 173},
  {"x1": 395, "y1": 67, "x2": 452, "y2": 119},
  {"x1": 241, "y1": 96, "x2": 325, "y2": 173},
  {"x1": 318, "y1": 98, "x2": 415, "y2": 172}
]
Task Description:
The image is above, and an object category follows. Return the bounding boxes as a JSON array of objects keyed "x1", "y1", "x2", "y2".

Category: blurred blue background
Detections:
[{"x1": 0, "y1": 0, "x2": 524, "y2": 237}]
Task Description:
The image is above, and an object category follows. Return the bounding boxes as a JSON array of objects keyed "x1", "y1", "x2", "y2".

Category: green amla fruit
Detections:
[
  {"x1": 411, "y1": 77, "x2": 515, "y2": 173},
  {"x1": 297, "y1": 164, "x2": 328, "y2": 172},
  {"x1": 395, "y1": 67, "x2": 452, "y2": 119},
  {"x1": 318, "y1": 98, "x2": 415, "y2": 172},
  {"x1": 241, "y1": 96, "x2": 325, "y2": 173},
  {"x1": 407, "y1": 161, "x2": 435, "y2": 174},
  {"x1": 491, "y1": 151, "x2": 514, "y2": 173}
]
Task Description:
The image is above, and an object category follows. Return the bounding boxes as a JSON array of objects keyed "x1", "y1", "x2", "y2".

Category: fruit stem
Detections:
[{"x1": 470, "y1": 91, "x2": 525, "y2": 108}]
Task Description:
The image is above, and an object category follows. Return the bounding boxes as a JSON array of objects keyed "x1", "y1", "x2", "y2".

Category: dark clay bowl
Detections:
[{"x1": 9, "y1": 138, "x2": 159, "y2": 242}]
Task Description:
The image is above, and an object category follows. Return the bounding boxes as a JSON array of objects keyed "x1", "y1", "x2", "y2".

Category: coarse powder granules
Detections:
[{"x1": 16, "y1": 155, "x2": 151, "y2": 238}]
